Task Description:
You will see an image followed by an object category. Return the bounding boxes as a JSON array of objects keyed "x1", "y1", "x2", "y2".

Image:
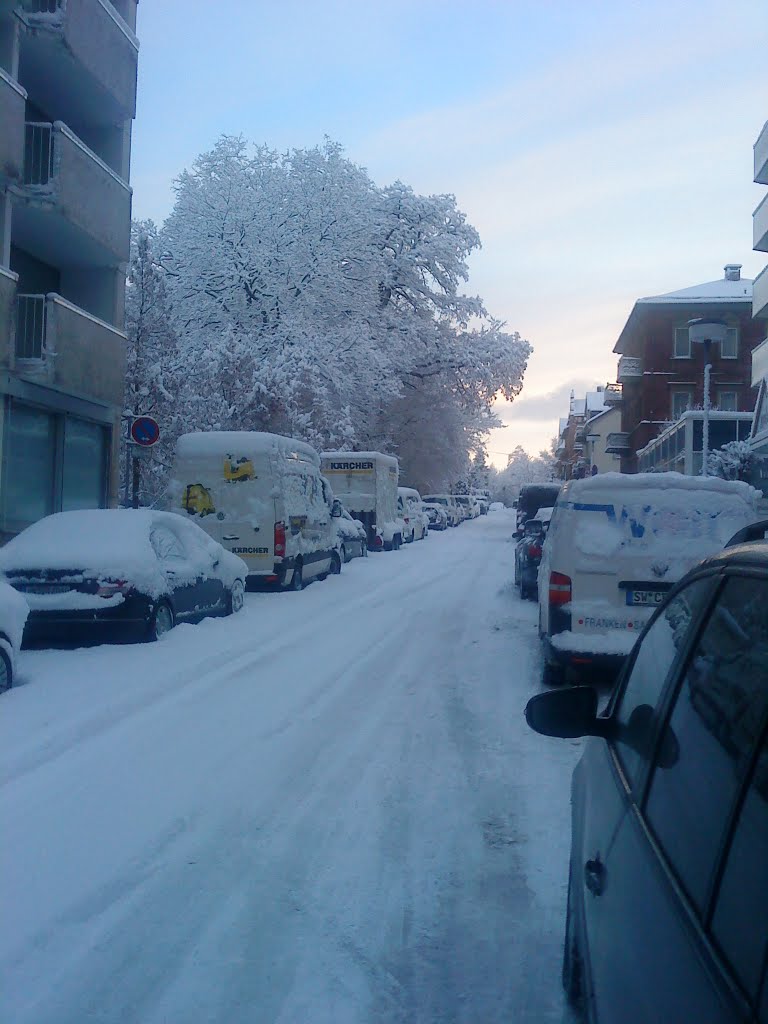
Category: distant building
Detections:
[
  {"x1": 0, "y1": 0, "x2": 139, "y2": 541},
  {"x1": 749, "y1": 120, "x2": 768, "y2": 492},
  {"x1": 610, "y1": 265, "x2": 760, "y2": 473},
  {"x1": 554, "y1": 387, "x2": 612, "y2": 479}
]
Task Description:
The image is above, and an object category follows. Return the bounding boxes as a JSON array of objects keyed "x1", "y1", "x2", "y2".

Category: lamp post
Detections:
[{"x1": 688, "y1": 318, "x2": 728, "y2": 476}]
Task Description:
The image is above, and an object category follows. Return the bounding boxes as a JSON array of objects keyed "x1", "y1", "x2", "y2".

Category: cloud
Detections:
[{"x1": 495, "y1": 380, "x2": 597, "y2": 425}]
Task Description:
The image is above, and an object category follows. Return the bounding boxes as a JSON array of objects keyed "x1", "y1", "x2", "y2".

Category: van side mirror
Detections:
[{"x1": 525, "y1": 687, "x2": 609, "y2": 739}]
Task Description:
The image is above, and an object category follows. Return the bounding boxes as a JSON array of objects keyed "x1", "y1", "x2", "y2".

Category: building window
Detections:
[
  {"x1": 671, "y1": 390, "x2": 692, "y2": 420},
  {"x1": 673, "y1": 327, "x2": 691, "y2": 358},
  {"x1": 716, "y1": 391, "x2": 738, "y2": 412},
  {"x1": 3, "y1": 402, "x2": 56, "y2": 527},
  {"x1": 720, "y1": 327, "x2": 739, "y2": 359},
  {"x1": 62, "y1": 418, "x2": 108, "y2": 511}
]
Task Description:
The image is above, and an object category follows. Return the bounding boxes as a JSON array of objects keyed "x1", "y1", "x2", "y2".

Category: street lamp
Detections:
[{"x1": 688, "y1": 318, "x2": 728, "y2": 476}]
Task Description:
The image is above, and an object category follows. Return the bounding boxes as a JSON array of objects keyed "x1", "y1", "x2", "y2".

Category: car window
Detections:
[
  {"x1": 646, "y1": 576, "x2": 768, "y2": 914},
  {"x1": 150, "y1": 525, "x2": 186, "y2": 562},
  {"x1": 711, "y1": 730, "x2": 768, "y2": 1003},
  {"x1": 613, "y1": 576, "x2": 713, "y2": 786}
]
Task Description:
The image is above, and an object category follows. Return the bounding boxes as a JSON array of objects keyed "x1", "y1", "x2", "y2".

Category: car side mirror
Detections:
[{"x1": 525, "y1": 687, "x2": 608, "y2": 739}]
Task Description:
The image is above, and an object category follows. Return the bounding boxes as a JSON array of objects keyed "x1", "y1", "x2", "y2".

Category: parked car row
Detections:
[
  {"x1": 525, "y1": 513, "x2": 768, "y2": 1024},
  {"x1": 0, "y1": 431, "x2": 483, "y2": 679}
]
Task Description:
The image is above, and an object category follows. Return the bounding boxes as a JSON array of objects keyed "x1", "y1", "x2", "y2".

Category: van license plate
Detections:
[{"x1": 627, "y1": 589, "x2": 667, "y2": 606}]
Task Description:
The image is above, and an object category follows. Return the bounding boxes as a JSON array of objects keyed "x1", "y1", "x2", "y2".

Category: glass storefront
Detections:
[{"x1": 1, "y1": 398, "x2": 110, "y2": 533}]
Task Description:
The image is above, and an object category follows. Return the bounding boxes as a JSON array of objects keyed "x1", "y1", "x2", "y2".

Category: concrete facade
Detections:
[{"x1": 0, "y1": 0, "x2": 138, "y2": 540}]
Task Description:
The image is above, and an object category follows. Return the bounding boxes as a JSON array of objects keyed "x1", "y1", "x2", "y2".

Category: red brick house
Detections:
[{"x1": 610, "y1": 265, "x2": 760, "y2": 472}]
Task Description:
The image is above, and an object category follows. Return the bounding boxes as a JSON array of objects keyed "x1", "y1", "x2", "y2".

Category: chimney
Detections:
[{"x1": 724, "y1": 264, "x2": 742, "y2": 281}]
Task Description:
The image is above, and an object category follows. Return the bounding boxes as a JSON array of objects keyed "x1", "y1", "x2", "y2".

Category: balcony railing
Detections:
[
  {"x1": 22, "y1": 0, "x2": 62, "y2": 11},
  {"x1": 605, "y1": 432, "x2": 631, "y2": 454},
  {"x1": 16, "y1": 294, "x2": 47, "y2": 360},
  {"x1": 755, "y1": 120, "x2": 768, "y2": 186},
  {"x1": 603, "y1": 382, "x2": 623, "y2": 405},
  {"x1": 754, "y1": 192, "x2": 768, "y2": 254},
  {"x1": 618, "y1": 356, "x2": 642, "y2": 381},
  {"x1": 753, "y1": 264, "x2": 768, "y2": 325},
  {"x1": 23, "y1": 122, "x2": 54, "y2": 186}
]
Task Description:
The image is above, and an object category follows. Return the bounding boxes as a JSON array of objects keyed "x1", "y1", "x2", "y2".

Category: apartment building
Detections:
[
  {"x1": 609, "y1": 265, "x2": 759, "y2": 473},
  {"x1": 748, "y1": 120, "x2": 768, "y2": 490},
  {"x1": 0, "y1": 0, "x2": 138, "y2": 541}
]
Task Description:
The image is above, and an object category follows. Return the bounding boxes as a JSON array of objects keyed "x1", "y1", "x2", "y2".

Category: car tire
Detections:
[
  {"x1": 407, "y1": 530, "x2": 415, "y2": 544},
  {"x1": 148, "y1": 601, "x2": 174, "y2": 641},
  {"x1": 330, "y1": 551, "x2": 342, "y2": 575},
  {"x1": 562, "y1": 869, "x2": 583, "y2": 1007},
  {"x1": 227, "y1": 578, "x2": 245, "y2": 615},
  {"x1": 340, "y1": 544, "x2": 348, "y2": 563},
  {"x1": 290, "y1": 561, "x2": 304, "y2": 591},
  {"x1": 0, "y1": 647, "x2": 12, "y2": 694},
  {"x1": 542, "y1": 660, "x2": 566, "y2": 686},
  {"x1": 362, "y1": 542, "x2": 368, "y2": 558}
]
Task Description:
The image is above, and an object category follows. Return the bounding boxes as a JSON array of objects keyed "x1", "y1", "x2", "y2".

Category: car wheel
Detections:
[
  {"x1": 227, "y1": 578, "x2": 245, "y2": 615},
  {"x1": 149, "y1": 601, "x2": 174, "y2": 641},
  {"x1": 0, "y1": 648, "x2": 12, "y2": 694},
  {"x1": 361, "y1": 542, "x2": 368, "y2": 557},
  {"x1": 290, "y1": 561, "x2": 304, "y2": 591},
  {"x1": 340, "y1": 544, "x2": 348, "y2": 563},
  {"x1": 407, "y1": 530, "x2": 415, "y2": 544},
  {"x1": 562, "y1": 869, "x2": 583, "y2": 1007},
  {"x1": 542, "y1": 660, "x2": 566, "y2": 686},
  {"x1": 330, "y1": 551, "x2": 342, "y2": 575}
]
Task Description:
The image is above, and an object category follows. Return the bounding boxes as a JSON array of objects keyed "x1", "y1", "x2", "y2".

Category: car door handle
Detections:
[
  {"x1": 223, "y1": 535, "x2": 239, "y2": 541},
  {"x1": 584, "y1": 855, "x2": 605, "y2": 896}
]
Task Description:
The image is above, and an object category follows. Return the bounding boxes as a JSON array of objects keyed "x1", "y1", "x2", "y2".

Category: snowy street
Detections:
[{"x1": 1, "y1": 511, "x2": 582, "y2": 1024}]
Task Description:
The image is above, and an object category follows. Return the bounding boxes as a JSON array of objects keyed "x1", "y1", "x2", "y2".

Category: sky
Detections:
[{"x1": 129, "y1": 0, "x2": 768, "y2": 469}]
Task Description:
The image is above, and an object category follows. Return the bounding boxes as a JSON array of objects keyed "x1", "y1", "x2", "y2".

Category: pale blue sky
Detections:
[{"x1": 130, "y1": 0, "x2": 768, "y2": 465}]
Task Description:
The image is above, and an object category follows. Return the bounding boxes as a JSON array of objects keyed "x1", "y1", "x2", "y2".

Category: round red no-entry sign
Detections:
[{"x1": 130, "y1": 416, "x2": 160, "y2": 447}]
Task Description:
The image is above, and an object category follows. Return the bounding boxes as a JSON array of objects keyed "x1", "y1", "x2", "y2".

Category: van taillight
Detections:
[
  {"x1": 274, "y1": 521, "x2": 286, "y2": 557},
  {"x1": 549, "y1": 571, "x2": 571, "y2": 606}
]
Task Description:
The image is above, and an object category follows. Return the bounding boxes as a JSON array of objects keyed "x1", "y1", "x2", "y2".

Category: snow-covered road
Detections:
[{"x1": 1, "y1": 511, "x2": 582, "y2": 1024}]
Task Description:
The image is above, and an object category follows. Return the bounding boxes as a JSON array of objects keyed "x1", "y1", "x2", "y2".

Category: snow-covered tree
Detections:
[
  {"x1": 122, "y1": 220, "x2": 181, "y2": 505},
  {"x1": 152, "y1": 136, "x2": 530, "y2": 487},
  {"x1": 706, "y1": 439, "x2": 753, "y2": 481}
]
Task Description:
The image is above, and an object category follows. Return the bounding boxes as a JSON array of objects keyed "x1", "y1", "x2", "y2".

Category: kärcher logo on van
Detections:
[
  {"x1": 232, "y1": 546, "x2": 269, "y2": 555},
  {"x1": 327, "y1": 461, "x2": 374, "y2": 472}
]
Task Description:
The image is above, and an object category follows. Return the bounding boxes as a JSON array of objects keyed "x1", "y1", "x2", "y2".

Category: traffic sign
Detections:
[{"x1": 130, "y1": 416, "x2": 160, "y2": 447}]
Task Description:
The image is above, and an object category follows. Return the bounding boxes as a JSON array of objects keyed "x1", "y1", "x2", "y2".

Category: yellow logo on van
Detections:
[
  {"x1": 182, "y1": 483, "x2": 216, "y2": 517},
  {"x1": 224, "y1": 455, "x2": 256, "y2": 483}
]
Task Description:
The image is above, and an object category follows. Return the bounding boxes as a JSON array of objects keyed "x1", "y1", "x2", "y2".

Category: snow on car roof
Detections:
[
  {"x1": 565, "y1": 471, "x2": 759, "y2": 505},
  {"x1": 177, "y1": 431, "x2": 320, "y2": 464},
  {"x1": 0, "y1": 510, "x2": 239, "y2": 597},
  {"x1": 398, "y1": 487, "x2": 422, "y2": 498}
]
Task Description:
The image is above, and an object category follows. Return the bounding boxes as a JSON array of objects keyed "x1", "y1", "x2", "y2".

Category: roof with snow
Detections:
[{"x1": 614, "y1": 266, "x2": 754, "y2": 354}]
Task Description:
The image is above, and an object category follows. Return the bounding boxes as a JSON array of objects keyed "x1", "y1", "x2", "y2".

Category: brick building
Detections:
[{"x1": 609, "y1": 265, "x2": 759, "y2": 473}]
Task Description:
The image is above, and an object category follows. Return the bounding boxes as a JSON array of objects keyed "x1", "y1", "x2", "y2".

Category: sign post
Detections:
[{"x1": 128, "y1": 416, "x2": 161, "y2": 508}]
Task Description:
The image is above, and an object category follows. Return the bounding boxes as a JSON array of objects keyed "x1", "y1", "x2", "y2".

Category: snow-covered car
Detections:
[
  {"x1": 0, "y1": 581, "x2": 29, "y2": 692},
  {"x1": 0, "y1": 509, "x2": 248, "y2": 645},
  {"x1": 331, "y1": 501, "x2": 368, "y2": 562},
  {"x1": 489, "y1": 502, "x2": 506, "y2": 512},
  {"x1": 397, "y1": 487, "x2": 428, "y2": 542},
  {"x1": 538, "y1": 472, "x2": 761, "y2": 685},
  {"x1": 423, "y1": 502, "x2": 448, "y2": 531},
  {"x1": 514, "y1": 518, "x2": 546, "y2": 601},
  {"x1": 423, "y1": 494, "x2": 461, "y2": 527}
]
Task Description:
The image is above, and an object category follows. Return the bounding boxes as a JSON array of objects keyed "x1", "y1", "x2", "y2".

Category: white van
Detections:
[
  {"x1": 538, "y1": 472, "x2": 760, "y2": 685},
  {"x1": 397, "y1": 487, "x2": 428, "y2": 542},
  {"x1": 167, "y1": 432, "x2": 339, "y2": 590},
  {"x1": 320, "y1": 452, "x2": 403, "y2": 551},
  {"x1": 422, "y1": 494, "x2": 461, "y2": 527}
]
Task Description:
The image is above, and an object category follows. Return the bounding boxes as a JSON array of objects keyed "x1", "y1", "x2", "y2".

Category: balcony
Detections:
[
  {"x1": 15, "y1": 292, "x2": 126, "y2": 405},
  {"x1": 605, "y1": 432, "x2": 631, "y2": 454},
  {"x1": 603, "y1": 382, "x2": 622, "y2": 405},
  {"x1": 18, "y1": 0, "x2": 138, "y2": 125},
  {"x1": 756, "y1": 120, "x2": 768, "y2": 186},
  {"x1": 0, "y1": 68, "x2": 27, "y2": 186},
  {"x1": 754, "y1": 192, "x2": 768, "y2": 254},
  {"x1": 753, "y1": 264, "x2": 768, "y2": 324},
  {"x1": 15, "y1": 121, "x2": 131, "y2": 266},
  {"x1": 0, "y1": 267, "x2": 18, "y2": 370},
  {"x1": 617, "y1": 356, "x2": 642, "y2": 381},
  {"x1": 752, "y1": 334, "x2": 768, "y2": 386}
]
